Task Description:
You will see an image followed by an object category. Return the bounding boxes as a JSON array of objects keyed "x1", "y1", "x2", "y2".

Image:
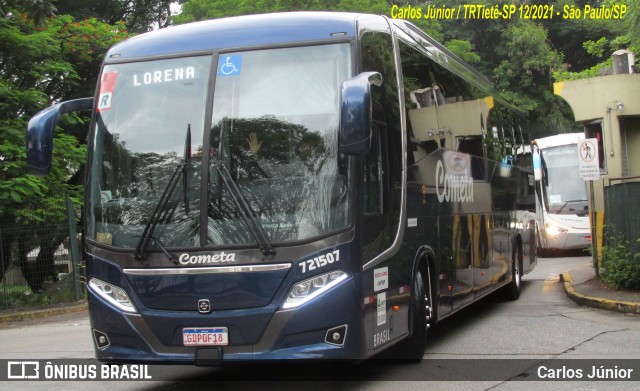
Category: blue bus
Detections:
[{"x1": 26, "y1": 12, "x2": 536, "y2": 363}]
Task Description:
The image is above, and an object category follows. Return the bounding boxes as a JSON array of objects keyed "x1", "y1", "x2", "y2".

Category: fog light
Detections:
[
  {"x1": 325, "y1": 325, "x2": 348, "y2": 346},
  {"x1": 93, "y1": 329, "x2": 110, "y2": 350}
]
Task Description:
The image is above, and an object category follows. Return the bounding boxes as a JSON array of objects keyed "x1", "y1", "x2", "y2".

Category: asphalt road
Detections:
[{"x1": 1, "y1": 255, "x2": 639, "y2": 390}]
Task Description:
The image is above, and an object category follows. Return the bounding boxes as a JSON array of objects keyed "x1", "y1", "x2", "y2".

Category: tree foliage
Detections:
[
  {"x1": 0, "y1": 1, "x2": 129, "y2": 290},
  {"x1": 554, "y1": 0, "x2": 639, "y2": 81},
  {"x1": 173, "y1": 0, "x2": 390, "y2": 24},
  {"x1": 492, "y1": 21, "x2": 577, "y2": 137},
  {"x1": 0, "y1": 4, "x2": 130, "y2": 219},
  {"x1": 55, "y1": 0, "x2": 179, "y2": 32}
]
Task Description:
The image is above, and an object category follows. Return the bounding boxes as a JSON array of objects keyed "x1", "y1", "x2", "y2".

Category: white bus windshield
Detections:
[{"x1": 541, "y1": 144, "x2": 588, "y2": 214}]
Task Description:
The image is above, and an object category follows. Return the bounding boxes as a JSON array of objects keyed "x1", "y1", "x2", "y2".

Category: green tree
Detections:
[
  {"x1": 432, "y1": 0, "x2": 512, "y2": 77},
  {"x1": 55, "y1": 0, "x2": 178, "y2": 32},
  {"x1": 547, "y1": 0, "x2": 626, "y2": 73},
  {"x1": 0, "y1": 0, "x2": 57, "y2": 25},
  {"x1": 628, "y1": 1, "x2": 640, "y2": 44},
  {"x1": 554, "y1": 0, "x2": 639, "y2": 81},
  {"x1": 0, "y1": 4, "x2": 129, "y2": 290},
  {"x1": 175, "y1": 0, "x2": 392, "y2": 24},
  {"x1": 494, "y1": 21, "x2": 577, "y2": 138}
]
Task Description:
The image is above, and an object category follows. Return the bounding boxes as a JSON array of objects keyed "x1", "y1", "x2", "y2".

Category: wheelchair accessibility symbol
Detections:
[{"x1": 218, "y1": 55, "x2": 242, "y2": 76}]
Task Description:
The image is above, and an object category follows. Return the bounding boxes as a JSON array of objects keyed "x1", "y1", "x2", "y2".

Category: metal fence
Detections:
[
  {"x1": 604, "y1": 179, "x2": 640, "y2": 255},
  {"x1": 0, "y1": 197, "x2": 84, "y2": 311}
]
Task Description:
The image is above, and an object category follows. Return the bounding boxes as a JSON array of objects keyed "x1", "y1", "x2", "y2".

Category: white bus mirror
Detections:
[{"x1": 532, "y1": 150, "x2": 542, "y2": 181}]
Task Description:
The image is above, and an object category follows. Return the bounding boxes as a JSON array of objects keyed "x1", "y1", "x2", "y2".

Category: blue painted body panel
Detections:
[
  {"x1": 89, "y1": 259, "x2": 366, "y2": 362},
  {"x1": 107, "y1": 12, "x2": 362, "y2": 60},
  {"x1": 87, "y1": 12, "x2": 377, "y2": 363}
]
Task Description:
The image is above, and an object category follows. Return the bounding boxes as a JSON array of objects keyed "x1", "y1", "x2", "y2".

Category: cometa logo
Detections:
[
  {"x1": 178, "y1": 252, "x2": 236, "y2": 265},
  {"x1": 435, "y1": 160, "x2": 474, "y2": 203}
]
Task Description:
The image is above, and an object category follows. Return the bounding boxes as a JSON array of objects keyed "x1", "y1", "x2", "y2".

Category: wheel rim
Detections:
[{"x1": 425, "y1": 267, "x2": 433, "y2": 330}]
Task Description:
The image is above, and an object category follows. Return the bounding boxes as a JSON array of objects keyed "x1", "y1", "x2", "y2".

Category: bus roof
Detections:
[
  {"x1": 106, "y1": 12, "x2": 365, "y2": 60},
  {"x1": 103, "y1": 11, "x2": 520, "y2": 113},
  {"x1": 531, "y1": 132, "x2": 585, "y2": 149}
]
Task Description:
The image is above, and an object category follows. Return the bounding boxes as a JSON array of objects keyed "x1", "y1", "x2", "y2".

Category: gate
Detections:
[{"x1": 0, "y1": 196, "x2": 84, "y2": 310}]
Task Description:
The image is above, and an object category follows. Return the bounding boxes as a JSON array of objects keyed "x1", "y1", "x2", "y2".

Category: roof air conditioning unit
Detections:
[{"x1": 612, "y1": 49, "x2": 635, "y2": 75}]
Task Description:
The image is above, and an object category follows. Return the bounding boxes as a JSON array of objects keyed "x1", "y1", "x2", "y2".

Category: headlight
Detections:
[
  {"x1": 282, "y1": 270, "x2": 348, "y2": 309},
  {"x1": 545, "y1": 223, "x2": 567, "y2": 236},
  {"x1": 89, "y1": 278, "x2": 137, "y2": 313}
]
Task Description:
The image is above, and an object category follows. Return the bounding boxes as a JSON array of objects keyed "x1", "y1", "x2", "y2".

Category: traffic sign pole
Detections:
[{"x1": 578, "y1": 138, "x2": 600, "y2": 276}]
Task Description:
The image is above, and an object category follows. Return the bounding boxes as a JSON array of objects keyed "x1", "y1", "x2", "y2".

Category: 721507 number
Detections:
[{"x1": 299, "y1": 250, "x2": 340, "y2": 274}]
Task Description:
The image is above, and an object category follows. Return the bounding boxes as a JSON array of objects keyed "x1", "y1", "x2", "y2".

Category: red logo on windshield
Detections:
[{"x1": 97, "y1": 71, "x2": 118, "y2": 112}]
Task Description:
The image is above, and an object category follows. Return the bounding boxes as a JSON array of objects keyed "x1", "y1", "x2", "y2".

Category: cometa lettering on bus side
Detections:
[
  {"x1": 133, "y1": 66, "x2": 196, "y2": 86},
  {"x1": 435, "y1": 160, "x2": 474, "y2": 203}
]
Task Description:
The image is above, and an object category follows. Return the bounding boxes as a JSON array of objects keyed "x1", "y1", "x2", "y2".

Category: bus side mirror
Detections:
[
  {"x1": 339, "y1": 72, "x2": 382, "y2": 156},
  {"x1": 26, "y1": 97, "x2": 94, "y2": 176},
  {"x1": 532, "y1": 150, "x2": 542, "y2": 181}
]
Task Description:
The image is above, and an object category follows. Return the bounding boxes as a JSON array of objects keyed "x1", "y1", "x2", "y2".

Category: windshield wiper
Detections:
[
  {"x1": 213, "y1": 121, "x2": 276, "y2": 257},
  {"x1": 134, "y1": 125, "x2": 192, "y2": 262}
]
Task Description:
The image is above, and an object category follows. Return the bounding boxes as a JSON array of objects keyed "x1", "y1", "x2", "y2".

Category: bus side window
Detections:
[
  {"x1": 360, "y1": 30, "x2": 401, "y2": 263},
  {"x1": 364, "y1": 109, "x2": 385, "y2": 215},
  {"x1": 515, "y1": 155, "x2": 535, "y2": 209}
]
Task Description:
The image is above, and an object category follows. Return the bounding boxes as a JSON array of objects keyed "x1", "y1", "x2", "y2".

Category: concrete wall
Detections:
[{"x1": 555, "y1": 73, "x2": 640, "y2": 211}]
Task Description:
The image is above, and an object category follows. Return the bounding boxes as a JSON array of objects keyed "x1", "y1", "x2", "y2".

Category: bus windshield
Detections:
[
  {"x1": 541, "y1": 144, "x2": 588, "y2": 214},
  {"x1": 87, "y1": 44, "x2": 352, "y2": 250},
  {"x1": 208, "y1": 44, "x2": 351, "y2": 245}
]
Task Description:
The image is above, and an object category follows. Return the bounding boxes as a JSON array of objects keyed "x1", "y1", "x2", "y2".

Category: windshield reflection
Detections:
[
  {"x1": 206, "y1": 44, "x2": 352, "y2": 245},
  {"x1": 208, "y1": 116, "x2": 348, "y2": 245},
  {"x1": 88, "y1": 56, "x2": 210, "y2": 249},
  {"x1": 541, "y1": 145, "x2": 588, "y2": 214},
  {"x1": 88, "y1": 44, "x2": 352, "y2": 251}
]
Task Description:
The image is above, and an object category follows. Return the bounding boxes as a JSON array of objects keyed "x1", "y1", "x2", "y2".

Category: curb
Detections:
[
  {"x1": 560, "y1": 272, "x2": 640, "y2": 315},
  {"x1": 0, "y1": 301, "x2": 87, "y2": 323}
]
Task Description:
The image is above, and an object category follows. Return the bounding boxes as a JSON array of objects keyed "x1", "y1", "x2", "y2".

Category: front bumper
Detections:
[{"x1": 88, "y1": 275, "x2": 366, "y2": 364}]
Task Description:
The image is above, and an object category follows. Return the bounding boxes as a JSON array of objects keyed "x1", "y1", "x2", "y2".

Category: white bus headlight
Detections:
[
  {"x1": 89, "y1": 278, "x2": 137, "y2": 313},
  {"x1": 545, "y1": 223, "x2": 567, "y2": 236},
  {"x1": 283, "y1": 270, "x2": 348, "y2": 309}
]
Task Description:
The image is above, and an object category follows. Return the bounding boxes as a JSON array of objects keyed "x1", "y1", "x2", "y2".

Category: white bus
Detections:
[{"x1": 531, "y1": 133, "x2": 591, "y2": 255}]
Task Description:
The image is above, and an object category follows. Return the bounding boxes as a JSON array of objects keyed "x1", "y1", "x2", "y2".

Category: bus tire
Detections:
[
  {"x1": 503, "y1": 243, "x2": 522, "y2": 301},
  {"x1": 390, "y1": 266, "x2": 431, "y2": 361}
]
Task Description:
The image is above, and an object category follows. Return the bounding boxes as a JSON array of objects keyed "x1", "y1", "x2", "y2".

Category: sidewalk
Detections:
[
  {"x1": 560, "y1": 264, "x2": 640, "y2": 315},
  {"x1": 0, "y1": 300, "x2": 87, "y2": 323}
]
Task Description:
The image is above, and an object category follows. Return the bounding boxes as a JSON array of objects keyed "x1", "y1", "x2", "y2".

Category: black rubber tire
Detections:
[
  {"x1": 389, "y1": 268, "x2": 431, "y2": 361},
  {"x1": 503, "y1": 245, "x2": 522, "y2": 301}
]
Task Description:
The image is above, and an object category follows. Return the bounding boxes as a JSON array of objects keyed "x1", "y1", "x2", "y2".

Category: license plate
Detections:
[{"x1": 183, "y1": 327, "x2": 228, "y2": 346}]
